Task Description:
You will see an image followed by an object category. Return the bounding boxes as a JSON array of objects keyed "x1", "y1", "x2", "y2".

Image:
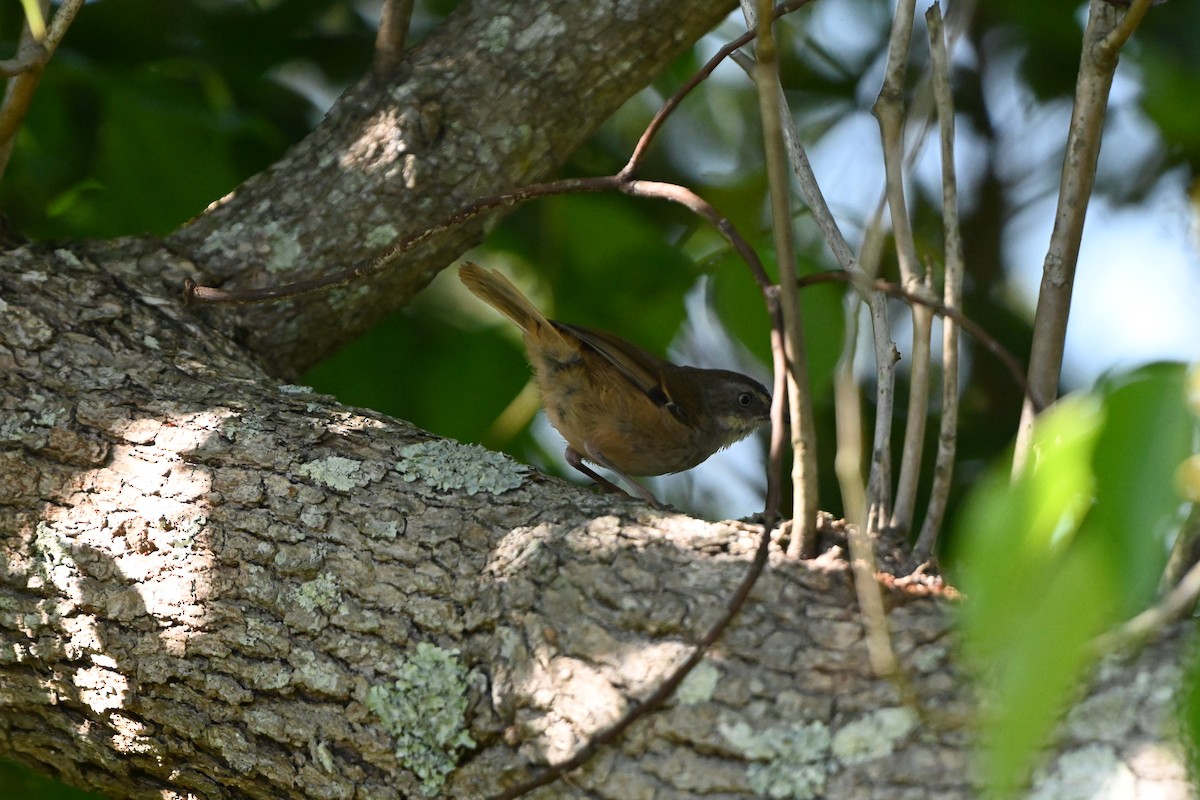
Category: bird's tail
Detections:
[{"x1": 459, "y1": 262, "x2": 554, "y2": 336}]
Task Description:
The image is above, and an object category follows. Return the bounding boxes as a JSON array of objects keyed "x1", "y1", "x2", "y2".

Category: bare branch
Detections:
[
  {"x1": 798, "y1": 271, "x2": 1035, "y2": 410},
  {"x1": 833, "y1": 297, "x2": 868, "y2": 529},
  {"x1": 372, "y1": 0, "x2": 413, "y2": 76},
  {"x1": 0, "y1": 40, "x2": 47, "y2": 78},
  {"x1": 1099, "y1": 0, "x2": 1156, "y2": 53},
  {"x1": 1013, "y1": 0, "x2": 1150, "y2": 472},
  {"x1": 913, "y1": 2, "x2": 966, "y2": 564},
  {"x1": 622, "y1": 0, "x2": 816, "y2": 177},
  {"x1": 871, "y1": 0, "x2": 935, "y2": 536},
  {"x1": 1092, "y1": 556, "x2": 1200, "y2": 656},
  {"x1": 741, "y1": 0, "x2": 819, "y2": 556},
  {"x1": 859, "y1": 212, "x2": 898, "y2": 534},
  {"x1": 0, "y1": 0, "x2": 84, "y2": 179}
]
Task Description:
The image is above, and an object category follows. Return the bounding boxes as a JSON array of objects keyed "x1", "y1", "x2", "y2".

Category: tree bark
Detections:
[
  {"x1": 0, "y1": 0, "x2": 1195, "y2": 798},
  {"x1": 1, "y1": 239, "x2": 1193, "y2": 799},
  {"x1": 168, "y1": 0, "x2": 738, "y2": 376}
]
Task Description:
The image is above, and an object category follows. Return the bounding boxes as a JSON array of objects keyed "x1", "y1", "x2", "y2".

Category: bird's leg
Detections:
[
  {"x1": 565, "y1": 445, "x2": 663, "y2": 509},
  {"x1": 564, "y1": 447, "x2": 626, "y2": 494}
]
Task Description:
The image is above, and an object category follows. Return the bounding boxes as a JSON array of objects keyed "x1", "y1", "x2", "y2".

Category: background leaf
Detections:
[{"x1": 951, "y1": 365, "x2": 1194, "y2": 797}]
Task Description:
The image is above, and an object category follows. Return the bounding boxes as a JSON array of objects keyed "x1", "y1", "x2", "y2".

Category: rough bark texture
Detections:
[
  {"x1": 0, "y1": 239, "x2": 1194, "y2": 799},
  {"x1": 169, "y1": 0, "x2": 737, "y2": 375},
  {"x1": 0, "y1": 0, "x2": 1196, "y2": 798}
]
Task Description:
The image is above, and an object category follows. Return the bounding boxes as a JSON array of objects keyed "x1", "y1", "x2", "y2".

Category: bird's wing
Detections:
[{"x1": 554, "y1": 321, "x2": 686, "y2": 422}]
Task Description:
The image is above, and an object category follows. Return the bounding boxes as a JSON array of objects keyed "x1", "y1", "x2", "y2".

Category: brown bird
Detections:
[{"x1": 459, "y1": 262, "x2": 772, "y2": 506}]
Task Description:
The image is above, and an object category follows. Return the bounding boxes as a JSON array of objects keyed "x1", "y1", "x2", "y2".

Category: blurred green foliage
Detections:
[
  {"x1": 0, "y1": 759, "x2": 106, "y2": 799},
  {"x1": 0, "y1": 0, "x2": 373, "y2": 238},
  {"x1": 3, "y1": 0, "x2": 1200, "y2": 796},
  {"x1": 950, "y1": 363, "x2": 1194, "y2": 797}
]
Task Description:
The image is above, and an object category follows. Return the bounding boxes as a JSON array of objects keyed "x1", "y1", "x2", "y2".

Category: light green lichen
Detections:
[
  {"x1": 719, "y1": 719, "x2": 831, "y2": 799},
  {"x1": 1, "y1": 406, "x2": 64, "y2": 448},
  {"x1": 366, "y1": 642, "x2": 475, "y2": 795},
  {"x1": 31, "y1": 405, "x2": 63, "y2": 427},
  {"x1": 278, "y1": 384, "x2": 314, "y2": 395},
  {"x1": 480, "y1": 14, "x2": 514, "y2": 50},
  {"x1": 313, "y1": 739, "x2": 335, "y2": 773},
  {"x1": 262, "y1": 221, "x2": 303, "y2": 273},
  {"x1": 33, "y1": 521, "x2": 72, "y2": 567},
  {"x1": 1028, "y1": 744, "x2": 1134, "y2": 800},
  {"x1": 367, "y1": 519, "x2": 400, "y2": 541},
  {"x1": 831, "y1": 707, "x2": 917, "y2": 765},
  {"x1": 910, "y1": 642, "x2": 948, "y2": 672},
  {"x1": 167, "y1": 514, "x2": 207, "y2": 554},
  {"x1": 365, "y1": 224, "x2": 399, "y2": 248},
  {"x1": 326, "y1": 283, "x2": 372, "y2": 310},
  {"x1": 396, "y1": 440, "x2": 527, "y2": 495},
  {"x1": 297, "y1": 456, "x2": 362, "y2": 492},
  {"x1": 294, "y1": 572, "x2": 341, "y2": 614},
  {"x1": 676, "y1": 660, "x2": 720, "y2": 706}
]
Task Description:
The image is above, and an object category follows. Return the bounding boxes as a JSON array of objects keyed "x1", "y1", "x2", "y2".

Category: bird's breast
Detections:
[{"x1": 535, "y1": 350, "x2": 708, "y2": 476}]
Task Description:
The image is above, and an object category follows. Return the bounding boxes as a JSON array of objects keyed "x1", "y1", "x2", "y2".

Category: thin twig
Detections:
[
  {"x1": 372, "y1": 0, "x2": 413, "y2": 76},
  {"x1": 871, "y1": 0, "x2": 922, "y2": 291},
  {"x1": 797, "y1": 271, "x2": 1037, "y2": 412},
  {"x1": 858, "y1": 208, "x2": 897, "y2": 535},
  {"x1": 720, "y1": 45, "x2": 883, "y2": 537},
  {"x1": 892, "y1": 276, "x2": 934, "y2": 534},
  {"x1": 1013, "y1": 0, "x2": 1148, "y2": 473},
  {"x1": 743, "y1": 0, "x2": 819, "y2": 555},
  {"x1": 872, "y1": 0, "x2": 934, "y2": 537},
  {"x1": 0, "y1": 0, "x2": 50, "y2": 150},
  {"x1": 764, "y1": 289, "x2": 790, "y2": 516},
  {"x1": 0, "y1": 40, "x2": 47, "y2": 78},
  {"x1": 36, "y1": 0, "x2": 82, "y2": 54},
  {"x1": 913, "y1": 2, "x2": 965, "y2": 564},
  {"x1": 1099, "y1": 0, "x2": 1156, "y2": 53},
  {"x1": 1091, "y1": 556, "x2": 1200, "y2": 656},
  {"x1": 17, "y1": 0, "x2": 47, "y2": 40},
  {"x1": 0, "y1": 53, "x2": 44, "y2": 150},
  {"x1": 0, "y1": 0, "x2": 85, "y2": 180},
  {"x1": 1161, "y1": 505, "x2": 1200, "y2": 591},
  {"x1": 622, "y1": 180, "x2": 772, "y2": 289},
  {"x1": 622, "y1": 0, "x2": 815, "y2": 178},
  {"x1": 833, "y1": 290, "x2": 867, "y2": 528}
]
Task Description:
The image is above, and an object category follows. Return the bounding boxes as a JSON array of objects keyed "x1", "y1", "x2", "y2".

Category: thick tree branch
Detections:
[
  {"x1": 1, "y1": 241, "x2": 971, "y2": 799},
  {"x1": 2, "y1": 1, "x2": 1195, "y2": 797},
  {"x1": 1, "y1": 240, "x2": 1193, "y2": 799},
  {"x1": 166, "y1": 0, "x2": 737, "y2": 376}
]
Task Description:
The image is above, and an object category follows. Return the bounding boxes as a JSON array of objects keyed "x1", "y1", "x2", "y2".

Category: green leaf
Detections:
[
  {"x1": 1089, "y1": 364, "x2": 1192, "y2": 614},
  {"x1": 952, "y1": 364, "x2": 1194, "y2": 797}
]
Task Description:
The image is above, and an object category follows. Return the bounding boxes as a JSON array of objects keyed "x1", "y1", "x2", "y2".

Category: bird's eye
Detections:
[{"x1": 737, "y1": 392, "x2": 753, "y2": 408}]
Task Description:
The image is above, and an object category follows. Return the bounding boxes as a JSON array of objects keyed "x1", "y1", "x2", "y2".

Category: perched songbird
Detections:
[{"x1": 459, "y1": 262, "x2": 772, "y2": 506}]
